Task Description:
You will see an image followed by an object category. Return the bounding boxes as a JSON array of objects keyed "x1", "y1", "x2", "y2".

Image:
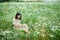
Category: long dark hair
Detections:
[{"x1": 15, "y1": 12, "x2": 22, "y2": 20}]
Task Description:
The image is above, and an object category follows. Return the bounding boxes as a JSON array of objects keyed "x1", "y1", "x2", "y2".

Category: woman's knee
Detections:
[{"x1": 23, "y1": 24, "x2": 28, "y2": 27}]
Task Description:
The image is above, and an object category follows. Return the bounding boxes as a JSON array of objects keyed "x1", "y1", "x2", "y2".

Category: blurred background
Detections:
[
  {"x1": 0, "y1": 0, "x2": 59, "y2": 2},
  {"x1": 0, "y1": 0, "x2": 60, "y2": 40}
]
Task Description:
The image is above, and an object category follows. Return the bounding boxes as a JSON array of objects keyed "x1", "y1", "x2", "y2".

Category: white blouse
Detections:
[{"x1": 12, "y1": 18, "x2": 21, "y2": 26}]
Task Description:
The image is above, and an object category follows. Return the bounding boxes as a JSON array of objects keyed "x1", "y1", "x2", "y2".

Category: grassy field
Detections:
[{"x1": 0, "y1": 2, "x2": 60, "y2": 40}]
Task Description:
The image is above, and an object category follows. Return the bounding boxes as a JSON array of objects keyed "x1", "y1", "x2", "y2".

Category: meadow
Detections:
[{"x1": 0, "y1": 2, "x2": 60, "y2": 40}]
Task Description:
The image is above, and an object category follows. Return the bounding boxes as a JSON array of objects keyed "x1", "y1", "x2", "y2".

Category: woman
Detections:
[{"x1": 12, "y1": 12, "x2": 29, "y2": 33}]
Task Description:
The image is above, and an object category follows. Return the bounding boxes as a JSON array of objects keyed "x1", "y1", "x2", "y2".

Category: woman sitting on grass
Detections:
[{"x1": 12, "y1": 12, "x2": 29, "y2": 33}]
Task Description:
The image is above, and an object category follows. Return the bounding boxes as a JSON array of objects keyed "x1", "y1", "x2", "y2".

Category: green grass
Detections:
[{"x1": 0, "y1": 2, "x2": 60, "y2": 40}]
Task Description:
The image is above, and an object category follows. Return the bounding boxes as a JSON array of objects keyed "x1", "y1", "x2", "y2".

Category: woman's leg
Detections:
[{"x1": 23, "y1": 24, "x2": 29, "y2": 33}]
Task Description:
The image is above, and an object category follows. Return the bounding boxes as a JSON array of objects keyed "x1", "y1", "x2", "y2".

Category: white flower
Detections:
[
  {"x1": 37, "y1": 32, "x2": 40, "y2": 34},
  {"x1": 34, "y1": 34, "x2": 36, "y2": 36},
  {"x1": 4, "y1": 30, "x2": 10, "y2": 33},
  {"x1": 49, "y1": 34, "x2": 54, "y2": 37},
  {"x1": 35, "y1": 22, "x2": 38, "y2": 25},
  {"x1": 42, "y1": 34, "x2": 45, "y2": 37},
  {"x1": 2, "y1": 30, "x2": 11, "y2": 35}
]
